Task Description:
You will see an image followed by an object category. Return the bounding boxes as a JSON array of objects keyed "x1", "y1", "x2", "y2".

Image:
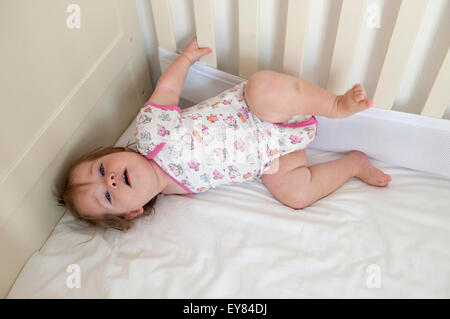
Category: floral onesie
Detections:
[{"x1": 135, "y1": 81, "x2": 318, "y2": 194}]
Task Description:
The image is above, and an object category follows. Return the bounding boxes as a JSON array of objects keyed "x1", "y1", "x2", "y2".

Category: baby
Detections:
[{"x1": 59, "y1": 37, "x2": 391, "y2": 231}]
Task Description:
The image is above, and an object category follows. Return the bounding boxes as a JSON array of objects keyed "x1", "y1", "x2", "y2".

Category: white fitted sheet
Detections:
[
  {"x1": 8, "y1": 50, "x2": 450, "y2": 298},
  {"x1": 8, "y1": 119, "x2": 450, "y2": 298}
]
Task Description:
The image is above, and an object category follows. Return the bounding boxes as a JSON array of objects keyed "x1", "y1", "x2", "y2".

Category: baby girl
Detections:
[{"x1": 59, "y1": 37, "x2": 391, "y2": 231}]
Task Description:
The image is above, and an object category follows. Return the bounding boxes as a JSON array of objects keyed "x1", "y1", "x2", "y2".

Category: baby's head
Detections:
[{"x1": 58, "y1": 146, "x2": 161, "y2": 231}]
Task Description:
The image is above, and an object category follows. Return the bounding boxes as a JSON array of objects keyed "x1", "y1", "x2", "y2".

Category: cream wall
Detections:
[{"x1": 0, "y1": 0, "x2": 151, "y2": 297}]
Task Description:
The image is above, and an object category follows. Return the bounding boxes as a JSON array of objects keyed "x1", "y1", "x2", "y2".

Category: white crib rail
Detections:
[
  {"x1": 238, "y1": 0, "x2": 259, "y2": 78},
  {"x1": 150, "y1": 0, "x2": 449, "y2": 119},
  {"x1": 193, "y1": 0, "x2": 217, "y2": 68},
  {"x1": 422, "y1": 49, "x2": 450, "y2": 118},
  {"x1": 372, "y1": 0, "x2": 428, "y2": 110},
  {"x1": 149, "y1": 0, "x2": 177, "y2": 52},
  {"x1": 283, "y1": 0, "x2": 309, "y2": 78},
  {"x1": 326, "y1": 0, "x2": 366, "y2": 94}
]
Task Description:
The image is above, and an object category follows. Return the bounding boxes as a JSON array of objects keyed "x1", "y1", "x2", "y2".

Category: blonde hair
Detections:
[{"x1": 57, "y1": 145, "x2": 157, "y2": 231}]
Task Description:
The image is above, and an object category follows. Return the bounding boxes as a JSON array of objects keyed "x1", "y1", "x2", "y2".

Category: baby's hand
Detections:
[{"x1": 182, "y1": 36, "x2": 212, "y2": 64}]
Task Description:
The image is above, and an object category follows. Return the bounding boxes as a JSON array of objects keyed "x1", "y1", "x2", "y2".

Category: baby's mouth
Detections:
[{"x1": 123, "y1": 169, "x2": 131, "y2": 187}]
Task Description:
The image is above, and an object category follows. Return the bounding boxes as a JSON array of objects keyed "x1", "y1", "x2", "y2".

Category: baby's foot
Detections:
[
  {"x1": 350, "y1": 150, "x2": 391, "y2": 187},
  {"x1": 335, "y1": 84, "x2": 372, "y2": 118}
]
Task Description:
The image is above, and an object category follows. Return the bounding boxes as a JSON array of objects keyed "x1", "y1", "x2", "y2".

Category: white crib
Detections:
[{"x1": 2, "y1": 0, "x2": 450, "y2": 298}]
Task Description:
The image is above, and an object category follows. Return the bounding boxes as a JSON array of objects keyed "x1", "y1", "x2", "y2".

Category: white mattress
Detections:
[
  {"x1": 8, "y1": 51, "x2": 450, "y2": 298},
  {"x1": 7, "y1": 119, "x2": 450, "y2": 298}
]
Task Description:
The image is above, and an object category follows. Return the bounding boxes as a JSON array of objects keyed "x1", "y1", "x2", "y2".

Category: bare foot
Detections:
[
  {"x1": 350, "y1": 150, "x2": 392, "y2": 187},
  {"x1": 335, "y1": 84, "x2": 373, "y2": 118}
]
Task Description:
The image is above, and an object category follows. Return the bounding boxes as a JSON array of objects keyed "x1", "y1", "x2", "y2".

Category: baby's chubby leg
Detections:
[
  {"x1": 261, "y1": 150, "x2": 391, "y2": 209},
  {"x1": 244, "y1": 70, "x2": 373, "y2": 123}
]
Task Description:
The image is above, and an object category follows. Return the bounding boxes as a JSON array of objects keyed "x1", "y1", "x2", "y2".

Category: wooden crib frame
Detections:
[{"x1": 151, "y1": 0, "x2": 448, "y2": 118}]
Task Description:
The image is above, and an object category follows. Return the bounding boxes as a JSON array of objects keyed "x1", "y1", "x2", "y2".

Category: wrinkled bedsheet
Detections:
[{"x1": 8, "y1": 122, "x2": 450, "y2": 298}]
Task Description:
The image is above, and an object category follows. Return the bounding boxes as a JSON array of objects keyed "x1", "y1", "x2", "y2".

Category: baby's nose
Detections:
[{"x1": 108, "y1": 173, "x2": 118, "y2": 188}]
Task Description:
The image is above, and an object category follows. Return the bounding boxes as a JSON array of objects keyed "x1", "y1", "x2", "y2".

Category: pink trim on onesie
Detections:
[
  {"x1": 274, "y1": 115, "x2": 318, "y2": 136},
  {"x1": 151, "y1": 159, "x2": 195, "y2": 194},
  {"x1": 141, "y1": 103, "x2": 193, "y2": 193},
  {"x1": 144, "y1": 143, "x2": 166, "y2": 160},
  {"x1": 144, "y1": 101, "x2": 181, "y2": 112}
]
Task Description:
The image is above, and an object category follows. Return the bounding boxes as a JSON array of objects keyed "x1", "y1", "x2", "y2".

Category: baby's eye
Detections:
[
  {"x1": 105, "y1": 191, "x2": 111, "y2": 203},
  {"x1": 100, "y1": 163, "x2": 105, "y2": 176}
]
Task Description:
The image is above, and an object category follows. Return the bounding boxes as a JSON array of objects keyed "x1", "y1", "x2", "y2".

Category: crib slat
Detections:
[
  {"x1": 373, "y1": 0, "x2": 428, "y2": 109},
  {"x1": 283, "y1": 0, "x2": 310, "y2": 77},
  {"x1": 150, "y1": 0, "x2": 177, "y2": 53},
  {"x1": 239, "y1": 0, "x2": 259, "y2": 79},
  {"x1": 326, "y1": 0, "x2": 366, "y2": 94},
  {"x1": 422, "y1": 49, "x2": 450, "y2": 118},
  {"x1": 193, "y1": 0, "x2": 217, "y2": 68}
]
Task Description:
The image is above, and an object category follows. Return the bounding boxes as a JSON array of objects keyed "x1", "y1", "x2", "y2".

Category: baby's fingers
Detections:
[
  {"x1": 191, "y1": 47, "x2": 212, "y2": 62},
  {"x1": 200, "y1": 47, "x2": 213, "y2": 55}
]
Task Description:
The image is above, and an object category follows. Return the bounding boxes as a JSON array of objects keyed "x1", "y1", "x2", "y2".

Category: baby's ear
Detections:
[{"x1": 124, "y1": 207, "x2": 144, "y2": 220}]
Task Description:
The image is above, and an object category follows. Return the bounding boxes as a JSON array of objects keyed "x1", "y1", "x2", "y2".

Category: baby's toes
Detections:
[
  {"x1": 352, "y1": 85, "x2": 365, "y2": 101},
  {"x1": 352, "y1": 84, "x2": 362, "y2": 94},
  {"x1": 376, "y1": 173, "x2": 392, "y2": 186},
  {"x1": 354, "y1": 92, "x2": 366, "y2": 103},
  {"x1": 358, "y1": 98, "x2": 372, "y2": 109}
]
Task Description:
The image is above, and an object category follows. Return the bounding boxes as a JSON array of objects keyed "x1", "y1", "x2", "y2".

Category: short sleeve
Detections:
[{"x1": 135, "y1": 102, "x2": 182, "y2": 158}]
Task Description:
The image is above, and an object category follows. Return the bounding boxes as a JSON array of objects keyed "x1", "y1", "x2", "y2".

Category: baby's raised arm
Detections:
[{"x1": 148, "y1": 37, "x2": 212, "y2": 106}]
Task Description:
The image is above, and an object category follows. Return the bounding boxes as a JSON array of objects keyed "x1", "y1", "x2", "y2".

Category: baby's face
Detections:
[{"x1": 70, "y1": 151, "x2": 161, "y2": 218}]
